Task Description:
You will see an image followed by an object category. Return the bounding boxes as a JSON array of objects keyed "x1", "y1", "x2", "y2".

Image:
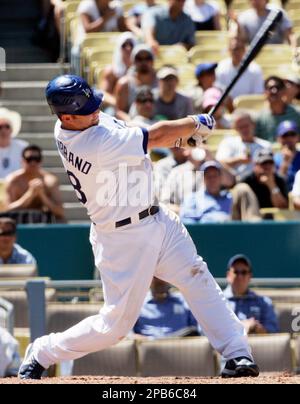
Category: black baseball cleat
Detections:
[
  {"x1": 18, "y1": 344, "x2": 45, "y2": 380},
  {"x1": 221, "y1": 356, "x2": 260, "y2": 378}
]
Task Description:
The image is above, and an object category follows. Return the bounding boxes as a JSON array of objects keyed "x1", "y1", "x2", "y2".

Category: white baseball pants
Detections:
[{"x1": 33, "y1": 205, "x2": 251, "y2": 368}]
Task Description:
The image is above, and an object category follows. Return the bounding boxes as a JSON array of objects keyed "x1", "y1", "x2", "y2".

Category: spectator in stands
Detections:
[
  {"x1": 184, "y1": 0, "x2": 221, "y2": 30},
  {"x1": 255, "y1": 76, "x2": 300, "y2": 142},
  {"x1": 216, "y1": 109, "x2": 271, "y2": 181},
  {"x1": 202, "y1": 87, "x2": 231, "y2": 129},
  {"x1": 0, "y1": 326, "x2": 20, "y2": 377},
  {"x1": 154, "y1": 147, "x2": 190, "y2": 197},
  {"x1": 237, "y1": 0, "x2": 295, "y2": 47},
  {"x1": 292, "y1": 170, "x2": 300, "y2": 210},
  {"x1": 0, "y1": 109, "x2": 28, "y2": 180},
  {"x1": 129, "y1": 86, "x2": 159, "y2": 124},
  {"x1": 127, "y1": 0, "x2": 158, "y2": 38},
  {"x1": 180, "y1": 161, "x2": 261, "y2": 223},
  {"x1": 224, "y1": 254, "x2": 279, "y2": 334},
  {"x1": 186, "y1": 62, "x2": 218, "y2": 113},
  {"x1": 283, "y1": 73, "x2": 300, "y2": 104},
  {"x1": 241, "y1": 149, "x2": 289, "y2": 209},
  {"x1": 154, "y1": 66, "x2": 194, "y2": 120},
  {"x1": 274, "y1": 121, "x2": 300, "y2": 192},
  {"x1": 4, "y1": 145, "x2": 65, "y2": 224},
  {"x1": 215, "y1": 37, "x2": 264, "y2": 110},
  {"x1": 78, "y1": 0, "x2": 128, "y2": 35},
  {"x1": 99, "y1": 32, "x2": 137, "y2": 109},
  {"x1": 115, "y1": 45, "x2": 158, "y2": 121},
  {"x1": 132, "y1": 277, "x2": 199, "y2": 339},
  {"x1": 142, "y1": 0, "x2": 195, "y2": 53},
  {"x1": 0, "y1": 218, "x2": 36, "y2": 265}
]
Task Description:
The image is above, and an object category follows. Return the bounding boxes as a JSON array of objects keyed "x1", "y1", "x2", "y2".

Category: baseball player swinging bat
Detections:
[{"x1": 187, "y1": 8, "x2": 283, "y2": 147}]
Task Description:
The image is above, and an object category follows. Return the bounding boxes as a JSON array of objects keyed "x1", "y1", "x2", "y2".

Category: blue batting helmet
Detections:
[{"x1": 45, "y1": 75, "x2": 103, "y2": 115}]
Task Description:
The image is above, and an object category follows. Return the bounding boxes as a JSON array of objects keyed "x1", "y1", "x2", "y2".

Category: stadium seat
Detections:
[
  {"x1": 195, "y1": 30, "x2": 230, "y2": 46},
  {"x1": 156, "y1": 45, "x2": 188, "y2": 66},
  {"x1": 0, "y1": 288, "x2": 56, "y2": 328},
  {"x1": 46, "y1": 303, "x2": 101, "y2": 333},
  {"x1": 0, "y1": 265, "x2": 37, "y2": 279},
  {"x1": 255, "y1": 45, "x2": 294, "y2": 65},
  {"x1": 259, "y1": 208, "x2": 300, "y2": 221},
  {"x1": 247, "y1": 334, "x2": 293, "y2": 373},
  {"x1": 206, "y1": 129, "x2": 238, "y2": 151},
  {"x1": 233, "y1": 94, "x2": 266, "y2": 110},
  {"x1": 0, "y1": 180, "x2": 5, "y2": 211},
  {"x1": 260, "y1": 63, "x2": 298, "y2": 80},
  {"x1": 138, "y1": 337, "x2": 216, "y2": 377},
  {"x1": 188, "y1": 45, "x2": 229, "y2": 64},
  {"x1": 73, "y1": 340, "x2": 138, "y2": 376}
]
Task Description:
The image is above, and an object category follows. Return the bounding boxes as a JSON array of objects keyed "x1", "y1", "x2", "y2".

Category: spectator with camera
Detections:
[{"x1": 224, "y1": 254, "x2": 279, "y2": 334}]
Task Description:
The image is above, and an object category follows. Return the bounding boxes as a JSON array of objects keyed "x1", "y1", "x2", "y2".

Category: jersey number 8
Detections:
[{"x1": 67, "y1": 170, "x2": 87, "y2": 205}]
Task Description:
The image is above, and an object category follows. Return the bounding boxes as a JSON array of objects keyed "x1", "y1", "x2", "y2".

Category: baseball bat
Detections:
[{"x1": 187, "y1": 8, "x2": 283, "y2": 147}]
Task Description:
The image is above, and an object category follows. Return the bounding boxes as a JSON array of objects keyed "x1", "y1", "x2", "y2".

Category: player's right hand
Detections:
[{"x1": 188, "y1": 114, "x2": 216, "y2": 146}]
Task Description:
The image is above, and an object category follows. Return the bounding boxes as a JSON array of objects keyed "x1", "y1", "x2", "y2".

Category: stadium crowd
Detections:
[{"x1": 2, "y1": 0, "x2": 300, "y2": 223}]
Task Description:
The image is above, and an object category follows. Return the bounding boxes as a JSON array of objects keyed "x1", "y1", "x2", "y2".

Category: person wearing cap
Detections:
[
  {"x1": 154, "y1": 66, "x2": 194, "y2": 121},
  {"x1": 255, "y1": 76, "x2": 300, "y2": 142},
  {"x1": 241, "y1": 148, "x2": 289, "y2": 210},
  {"x1": 216, "y1": 109, "x2": 271, "y2": 181},
  {"x1": 4, "y1": 145, "x2": 65, "y2": 224},
  {"x1": 180, "y1": 160, "x2": 260, "y2": 222},
  {"x1": 184, "y1": 0, "x2": 221, "y2": 31},
  {"x1": 142, "y1": 0, "x2": 195, "y2": 54},
  {"x1": 115, "y1": 44, "x2": 158, "y2": 121},
  {"x1": 129, "y1": 86, "x2": 158, "y2": 125},
  {"x1": 132, "y1": 277, "x2": 199, "y2": 339},
  {"x1": 274, "y1": 120, "x2": 300, "y2": 191},
  {"x1": 185, "y1": 63, "x2": 217, "y2": 113},
  {"x1": 0, "y1": 108, "x2": 28, "y2": 180},
  {"x1": 0, "y1": 217, "x2": 36, "y2": 265},
  {"x1": 180, "y1": 160, "x2": 233, "y2": 223},
  {"x1": 215, "y1": 37, "x2": 264, "y2": 111},
  {"x1": 202, "y1": 87, "x2": 231, "y2": 129},
  {"x1": 224, "y1": 254, "x2": 279, "y2": 334}
]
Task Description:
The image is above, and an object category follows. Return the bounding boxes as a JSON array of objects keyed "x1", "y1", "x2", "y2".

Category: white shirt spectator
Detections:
[
  {"x1": 292, "y1": 170, "x2": 300, "y2": 197},
  {"x1": 238, "y1": 5, "x2": 292, "y2": 45},
  {"x1": 0, "y1": 139, "x2": 28, "y2": 179},
  {"x1": 184, "y1": 0, "x2": 219, "y2": 24},
  {"x1": 76, "y1": 0, "x2": 123, "y2": 45},
  {"x1": 216, "y1": 136, "x2": 271, "y2": 179},
  {"x1": 215, "y1": 58, "x2": 264, "y2": 100}
]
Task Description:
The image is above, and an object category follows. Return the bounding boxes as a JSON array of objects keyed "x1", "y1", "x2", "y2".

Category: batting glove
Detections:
[{"x1": 188, "y1": 114, "x2": 216, "y2": 146}]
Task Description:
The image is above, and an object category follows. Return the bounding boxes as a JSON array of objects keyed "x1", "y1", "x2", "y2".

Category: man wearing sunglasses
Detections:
[
  {"x1": 224, "y1": 254, "x2": 279, "y2": 335},
  {"x1": 255, "y1": 76, "x2": 300, "y2": 142},
  {"x1": 0, "y1": 217, "x2": 36, "y2": 265},
  {"x1": 4, "y1": 145, "x2": 64, "y2": 223}
]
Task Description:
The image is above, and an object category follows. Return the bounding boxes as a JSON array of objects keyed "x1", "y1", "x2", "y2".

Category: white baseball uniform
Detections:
[{"x1": 32, "y1": 112, "x2": 251, "y2": 368}]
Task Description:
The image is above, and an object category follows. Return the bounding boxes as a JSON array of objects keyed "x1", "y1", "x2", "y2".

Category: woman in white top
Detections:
[
  {"x1": 184, "y1": 0, "x2": 221, "y2": 31},
  {"x1": 78, "y1": 0, "x2": 129, "y2": 43},
  {"x1": 99, "y1": 32, "x2": 137, "y2": 107}
]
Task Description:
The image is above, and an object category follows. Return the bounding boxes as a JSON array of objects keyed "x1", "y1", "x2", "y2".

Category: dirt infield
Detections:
[{"x1": 1, "y1": 374, "x2": 300, "y2": 384}]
